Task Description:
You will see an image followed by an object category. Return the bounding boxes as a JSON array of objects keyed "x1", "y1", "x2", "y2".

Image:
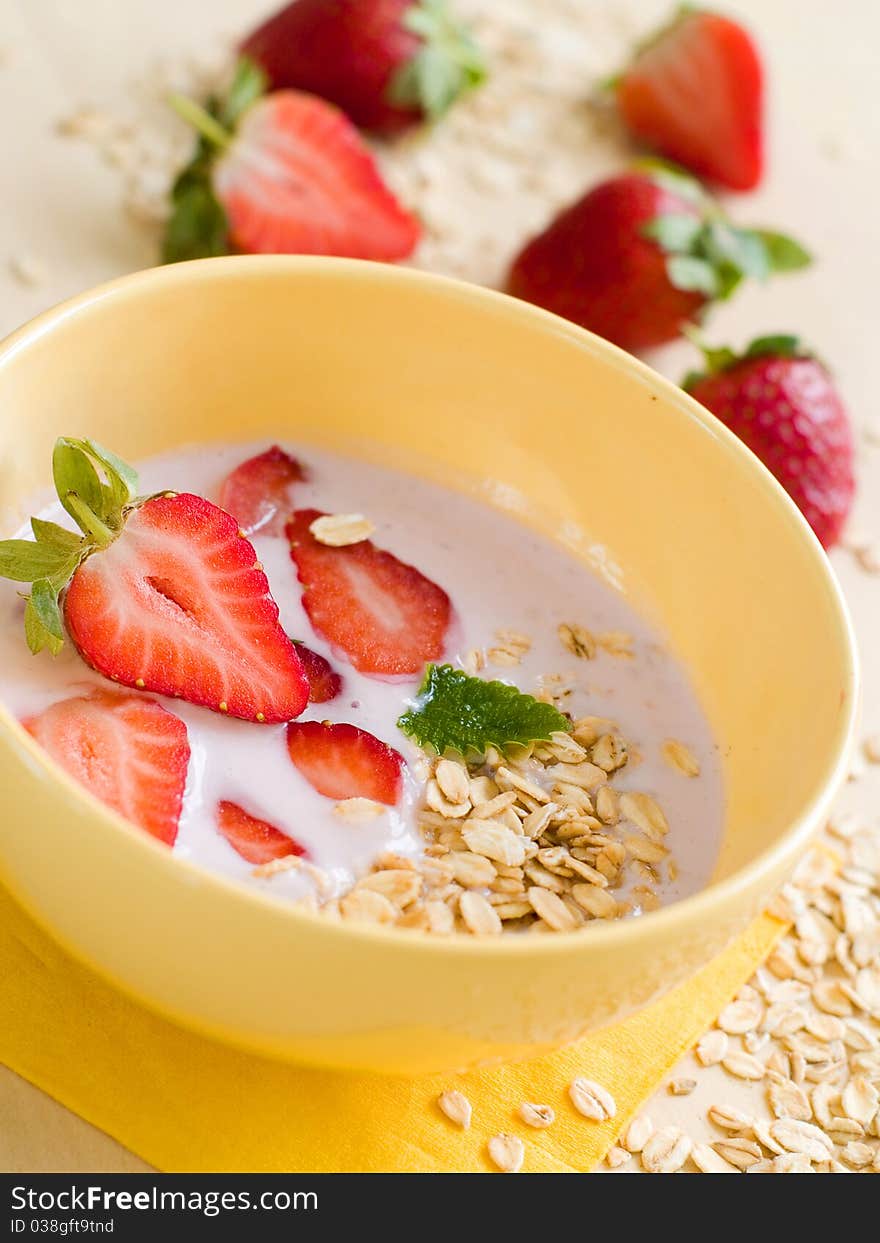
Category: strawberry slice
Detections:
[
  {"x1": 216, "y1": 799, "x2": 307, "y2": 864},
  {"x1": 218, "y1": 445, "x2": 305, "y2": 536},
  {"x1": 24, "y1": 691, "x2": 189, "y2": 846},
  {"x1": 287, "y1": 508, "x2": 451, "y2": 676},
  {"x1": 295, "y1": 642, "x2": 343, "y2": 703},
  {"x1": 287, "y1": 720, "x2": 403, "y2": 804},
  {"x1": 65, "y1": 493, "x2": 309, "y2": 722},
  {"x1": 213, "y1": 90, "x2": 421, "y2": 260},
  {"x1": 616, "y1": 10, "x2": 764, "y2": 192}
]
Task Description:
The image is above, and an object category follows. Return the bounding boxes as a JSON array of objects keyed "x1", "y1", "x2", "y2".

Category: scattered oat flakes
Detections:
[
  {"x1": 696, "y1": 1030, "x2": 729, "y2": 1066},
  {"x1": 597, "y1": 630, "x2": 634, "y2": 658},
  {"x1": 641, "y1": 1127, "x2": 692, "y2": 1173},
  {"x1": 357, "y1": 870, "x2": 422, "y2": 908},
  {"x1": 712, "y1": 1138, "x2": 762, "y2": 1170},
  {"x1": 717, "y1": 997, "x2": 764, "y2": 1035},
  {"x1": 722, "y1": 1052, "x2": 766, "y2": 1081},
  {"x1": 769, "y1": 1118, "x2": 833, "y2": 1161},
  {"x1": 767, "y1": 1079, "x2": 811, "y2": 1122},
  {"x1": 9, "y1": 253, "x2": 47, "y2": 287},
  {"x1": 251, "y1": 855, "x2": 302, "y2": 879},
  {"x1": 333, "y1": 797, "x2": 386, "y2": 821},
  {"x1": 487, "y1": 1133, "x2": 524, "y2": 1173},
  {"x1": 557, "y1": 622, "x2": 596, "y2": 659},
  {"x1": 854, "y1": 542, "x2": 880, "y2": 574},
  {"x1": 621, "y1": 1113, "x2": 654, "y2": 1153},
  {"x1": 863, "y1": 733, "x2": 880, "y2": 763},
  {"x1": 841, "y1": 1076, "x2": 878, "y2": 1126},
  {"x1": 604, "y1": 1145, "x2": 631, "y2": 1169},
  {"x1": 662, "y1": 739, "x2": 700, "y2": 777},
  {"x1": 459, "y1": 890, "x2": 502, "y2": 935},
  {"x1": 309, "y1": 512, "x2": 375, "y2": 546},
  {"x1": 691, "y1": 1143, "x2": 738, "y2": 1173},
  {"x1": 668, "y1": 1078, "x2": 696, "y2": 1097},
  {"x1": 527, "y1": 885, "x2": 578, "y2": 931},
  {"x1": 437, "y1": 1090, "x2": 472, "y2": 1130},
  {"x1": 518, "y1": 1102, "x2": 555, "y2": 1129},
  {"x1": 462, "y1": 822, "x2": 527, "y2": 867},
  {"x1": 569, "y1": 1076, "x2": 616, "y2": 1121},
  {"x1": 340, "y1": 888, "x2": 398, "y2": 924}
]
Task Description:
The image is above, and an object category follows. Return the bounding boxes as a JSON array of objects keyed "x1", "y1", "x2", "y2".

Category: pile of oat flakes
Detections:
[{"x1": 436, "y1": 800, "x2": 880, "y2": 1173}]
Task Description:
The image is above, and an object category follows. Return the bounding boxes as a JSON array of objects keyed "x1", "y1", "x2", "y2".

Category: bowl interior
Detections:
[{"x1": 0, "y1": 257, "x2": 855, "y2": 894}]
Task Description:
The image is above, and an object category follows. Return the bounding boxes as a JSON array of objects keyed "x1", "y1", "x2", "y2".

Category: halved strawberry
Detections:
[
  {"x1": 24, "y1": 691, "x2": 189, "y2": 846},
  {"x1": 218, "y1": 445, "x2": 305, "y2": 536},
  {"x1": 164, "y1": 70, "x2": 421, "y2": 263},
  {"x1": 0, "y1": 439, "x2": 309, "y2": 723},
  {"x1": 616, "y1": 10, "x2": 764, "y2": 191},
  {"x1": 216, "y1": 799, "x2": 307, "y2": 864},
  {"x1": 287, "y1": 720, "x2": 403, "y2": 803},
  {"x1": 295, "y1": 642, "x2": 343, "y2": 703},
  {"x1": 287, "y1": 508, "x2": 451, "y2": 677},
  {"x1": 214, "y1": 91, "x2": 421, "y2": 259}
]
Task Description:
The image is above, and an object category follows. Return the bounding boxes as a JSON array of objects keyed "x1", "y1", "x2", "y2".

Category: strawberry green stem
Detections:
[
  {"x1": 168, "y1": 94, "x2": 231, "y2": 150},
  {"x1": 64, "y1": 494, "x2": 115, "y2": 548}
]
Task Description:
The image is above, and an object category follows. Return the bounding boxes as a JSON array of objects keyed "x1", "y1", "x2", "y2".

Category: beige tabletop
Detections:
[{"x1": 1, "y1": 0, "x2": 878, "y2": 1172}]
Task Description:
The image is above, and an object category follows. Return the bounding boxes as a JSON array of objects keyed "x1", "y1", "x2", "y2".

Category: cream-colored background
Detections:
[{"x1": 1, "y1": 0, "x2": 878, "y2": 1171}]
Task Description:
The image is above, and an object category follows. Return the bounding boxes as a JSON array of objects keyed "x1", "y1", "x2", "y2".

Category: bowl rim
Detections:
[{"x1": 0, "y1": 254, "x2": 860, "y2": 961}]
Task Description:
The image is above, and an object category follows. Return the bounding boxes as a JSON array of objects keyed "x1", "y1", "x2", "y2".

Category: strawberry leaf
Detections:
[
  {"x1": 84, "y1": 438, "x2": 138, "y2": 507},
  {"x1": 745, "y1": 334, "x2": 803, "y2": 359},
  {"x1": 641, "y1": 213, "x2": 703, "y2": 252},
  {"x1": 30, "y1": 517, "x2": 81, "y2": 556},
  {"x1": 220, "y1": 57, "x2": 267, "y2": 128},
  {"x1": 755, "y1": 231, "x2": 812, "y2": 273},
  {"x1": 666, "y1": 254, "x2": 719, "y2": 297},
  {"x1": 53, "y1": 439, "x2": 105, "y2": 532},
  {"x1": 24, "y1": 580, "x2": 64, "y2": 656},
  {"x1": 1, "y1": 439, "x2": 143, "y2": 658},
  {"x1": 0, "y1": 539, "x2": 72, "y2": 583},
  {"x1": 683, "y1": 333, "x2": 809, "y2": 389},
  {"x1": 389, "y1": 0, "x2": 487, "y2": 121},
  {"x1": 398, "y1": 663, "x2": 570, "y2": 757},
  {"x1": 162, "y1": 151, "x2": 229, "y2": 264}
]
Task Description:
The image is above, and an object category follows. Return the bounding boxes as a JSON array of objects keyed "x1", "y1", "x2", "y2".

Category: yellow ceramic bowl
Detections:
[{"x1": 0, "y1": 258, "x2": 857, "y2": 1075}]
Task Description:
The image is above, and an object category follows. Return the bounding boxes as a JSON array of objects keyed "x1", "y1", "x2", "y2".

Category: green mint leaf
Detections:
[
  {"x1": 666, "y1": 254, "x2": 719, "y2": 297},
  {"x1": 397, "y1": 664, "x2": 570, "y2": 757},
  {"x1": 30, "y1": 517, "x2": 81, "y2": 556},
  {"x1": 641, "y1": 212, "x2": 702, "y2": 254},
  {"x1": 755, "y1": 230, "x2": 812, "y2": 273},
  {"x1": 390, "y1": 0, "x2": 487, "y2": 121},
  {"x1": 52, "y1": 439, "x2": 105, "y2": 531},
  {"x1": 0, "y1": 539, "x2": 72, "y2": 583},
  {"x1": 162, "y1": 151, "x2": 229, "y2": 264},
  {"x1": 220, "y1": 57, "x2": 267, "y2": 128},
  {"x1": 25, "y1": 580, "x2": 64, "y2": 656}
]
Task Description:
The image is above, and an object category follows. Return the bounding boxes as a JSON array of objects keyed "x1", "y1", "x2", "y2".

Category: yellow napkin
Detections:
[{"x1": 0, "y1": 883, "x2": 784, "y2": 1172}]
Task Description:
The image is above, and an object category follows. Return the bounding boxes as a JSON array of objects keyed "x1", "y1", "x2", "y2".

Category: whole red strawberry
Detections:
[
  {"x1": 240, "y1": 0, "x2": 486, "y2": 135},
  {"x1": 164, "y1": 64, "x2": 420, "y2": 263},
  {"x1": 0, "y1": 439, "x2": 310, "y2": 722},
  {"x1": 685, "y1": 336, "x2": 855, "y2": 548},
  {"x1": 616, "y1": 9, "x2": 764, "y2": 191},
  {"x1": 507, "y1": 168, "x2": 810, "y2": 352}
]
